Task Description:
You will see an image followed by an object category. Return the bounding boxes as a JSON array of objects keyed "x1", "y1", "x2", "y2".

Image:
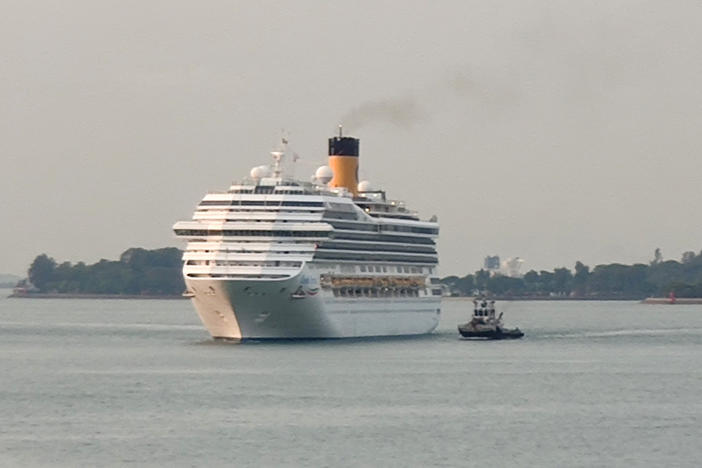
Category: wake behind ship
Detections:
[{"x1": 173, "y1": 128, "x2": 441, "y2": 339}]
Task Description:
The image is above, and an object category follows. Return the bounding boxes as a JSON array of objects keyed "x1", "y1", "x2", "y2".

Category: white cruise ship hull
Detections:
[{"x1": 185, "y1": 272, "x2": 441, "y2": 340}]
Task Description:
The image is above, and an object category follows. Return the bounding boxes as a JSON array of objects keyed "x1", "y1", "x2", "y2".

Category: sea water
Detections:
[{"x1": 1, "y1": 291, "x2": 701, "y2": 467}]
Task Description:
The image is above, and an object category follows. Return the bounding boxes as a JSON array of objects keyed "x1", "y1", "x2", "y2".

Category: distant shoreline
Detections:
[
  {"x1": 7, "y1": 292, "x2": 702, "y2": 303},
  {"x1": 7, "y1": 292, "x2": 185, "y2": 300},
  {"x1": 640, "y1": 297, "x2": 702, "y2": 305},
  {"x1": 446, "y1": 296, "x2": 702, "y2": 302},
  {"x1": 9, "y1": 291, "x2": 638, "y2": 302},
  {"x1": 443, "y1": 295, "x2": 643, "y2": 301}
]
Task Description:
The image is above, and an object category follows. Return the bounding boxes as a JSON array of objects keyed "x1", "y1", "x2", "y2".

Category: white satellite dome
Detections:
[
  {"x1": 357, "y1": 180, "x2": 373, "y2": 192},
  {"x1": 250, "y1": 165, "x2": 271, "y2": 180},
  {"x1": 315, "y1": 165, "x2": 333, "y2": 184}
]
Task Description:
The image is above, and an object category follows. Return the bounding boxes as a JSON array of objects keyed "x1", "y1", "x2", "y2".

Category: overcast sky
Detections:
[{"x1": 2, "y1": 0, "x2": 702, "y2": 276}]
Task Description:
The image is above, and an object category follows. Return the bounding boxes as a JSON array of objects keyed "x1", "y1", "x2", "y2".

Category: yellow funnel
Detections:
[{"x1": 328, "y1": 131, "x2": 360, "y2": 196}]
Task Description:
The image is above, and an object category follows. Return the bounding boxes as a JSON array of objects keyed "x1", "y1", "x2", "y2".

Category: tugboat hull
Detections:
[{"x1": 457, "y1": 324, "x2": 524, "y2": 340}]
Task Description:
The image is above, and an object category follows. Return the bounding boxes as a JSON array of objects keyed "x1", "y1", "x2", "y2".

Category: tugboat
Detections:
[{"x1": 458, "y1": 298, "x2": 524, "y2": 340}]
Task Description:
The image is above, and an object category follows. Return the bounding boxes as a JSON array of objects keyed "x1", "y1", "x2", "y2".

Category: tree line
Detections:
[
  {"x1": 442, "y1": 250, "x2": 702, "y2": 299},
  {"x1": 20, "y1": 248, "x2": 185, "y2": 296},
  {"x1": 16, "y1": 247, "x2": 702, "y2": 299}
]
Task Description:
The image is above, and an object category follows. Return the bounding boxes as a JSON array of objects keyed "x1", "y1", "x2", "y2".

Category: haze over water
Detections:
[{"x1": 2, "y1": 294, "x2": 701, "y2": 467}]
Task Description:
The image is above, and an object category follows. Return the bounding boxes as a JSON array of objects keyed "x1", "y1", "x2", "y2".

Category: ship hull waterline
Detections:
[{"x1": 185, "y1": 273, "x2": 442, "y2": 340}]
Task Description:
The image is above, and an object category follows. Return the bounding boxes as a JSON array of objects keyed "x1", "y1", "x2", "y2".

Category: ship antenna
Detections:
[
  {"x1": 338, "y1": 124, "x2": 343, "y2": 138},
  {"x1": 271, "y1": 132, "x2": 289, "y2": 178},
  {"x1": 285, "y1": 135, "x2": 301, "y2": 180},
  {"x1": 270, "y1": 151, "x2": 283, "y2": 178}
]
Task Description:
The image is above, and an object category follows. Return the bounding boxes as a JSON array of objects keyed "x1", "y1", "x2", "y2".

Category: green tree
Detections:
[
  {"x1": 454, "y1": 274, "x2": 475, "y2": 295},
  {"x1": 474, "y1": 269, "x2": 489, "y2": 292},
  {"x1": 647, "y1": 260, "x2": 686, "y2": 294},
  {"x1": 589, "y1": 263, "x2": 654, "y2": 297},
  {"x1": 523, "y1": 270, "x2": 541, "y2": 294},
  {"x1": 681, "y1": 251, "x2": 696, "y2": 264},
  {"x1": 651, "y1": 248, "x2": 663, "y2": 265},
  {"x1": 53, "y1": 261, "x2": 75, "y2": 293},
  {"x1": 572, "y1": 261, "x2": 590, "y2": 296},
  {"x1": 487, "y1": 275, "x2": 525, "y2": 296},
  {"x1": 552, "y1": 267, "x2": 573, "y2": 295},
  {"x1": 28, "y1": 254, "x2": 57, "y2": 291},
  {"x1": 539, "y1": 270, "x2": 555, "y2": 292}
]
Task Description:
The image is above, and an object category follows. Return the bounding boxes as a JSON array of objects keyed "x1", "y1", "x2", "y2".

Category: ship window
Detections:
[
  {"x1": 360, "y1": 265, "x2": 366, "y2": 272},
  {"x1": 281, "y1": 201, "x2": 324, "y2": 207}
]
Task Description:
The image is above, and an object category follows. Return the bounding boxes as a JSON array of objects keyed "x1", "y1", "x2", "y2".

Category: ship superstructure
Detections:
[{"x1": 173, "y1": 128, "x2": 441, "y2": 339}]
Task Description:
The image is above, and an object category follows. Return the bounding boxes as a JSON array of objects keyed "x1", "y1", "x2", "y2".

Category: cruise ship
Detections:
[{"x1": 173, "y1": 128, "x2": 441, "y2": 339}]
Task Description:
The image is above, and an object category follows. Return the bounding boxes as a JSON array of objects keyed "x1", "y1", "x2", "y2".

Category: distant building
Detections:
[
  {"x1": 484, "y1": 255, "x2": 525, "y2": 278},
  {"x1": 484, "y1": 255, "x2": 500, "y2": 272},
  {"x1": 501, "y1": 257, "x2": 525, "y2": 278}
]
